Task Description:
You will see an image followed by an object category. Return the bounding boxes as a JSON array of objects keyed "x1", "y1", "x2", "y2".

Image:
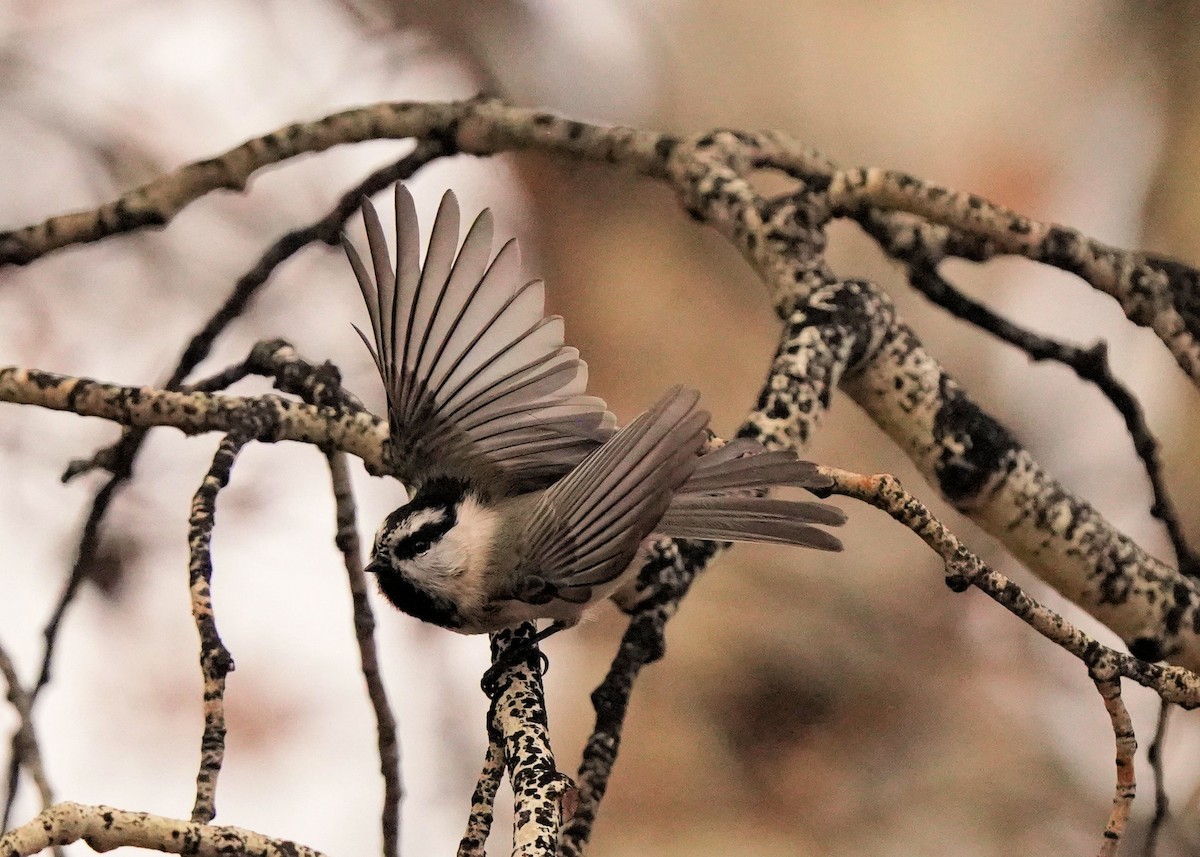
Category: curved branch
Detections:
[
  {"x1": 821, "y1": 466, "x2": 1200, "y2": 707},
  {"x1": 0, "y1": 98, "x2": 670, "y2": 267}
]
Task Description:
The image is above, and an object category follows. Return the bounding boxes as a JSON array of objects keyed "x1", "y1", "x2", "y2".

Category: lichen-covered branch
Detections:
[
  {"x1": 853, "y1": 208, "x2": 1197, "y2": 577},
  {"x1": 0, "y1": 99, "x2": 667, "y2": 267},
  {"x1": 0, "y1": 367, "x2": 387, "y2": 472},
  {"x1": 187, "y1": 434, "x2": 246, "y2": 823},
  {"x1": 825, "y1": 168, "x2": 1200, "y2": 383},
  {"x1": 0, "y1": 802, "x2": 329, "y2": 857},
  {"x1": 458, "y1": 740, "x2": 503, "y2": 857},
  {"x1": 485, "y1": 626, "x2": 571, "y2": 857},
  {"x1": 327, "y1": 452, "x2": 401, "y2": 857}
]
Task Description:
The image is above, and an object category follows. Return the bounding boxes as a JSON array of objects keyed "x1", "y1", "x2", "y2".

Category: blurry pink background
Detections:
[{"x1": 2, "y1": 2, "x2": 1199, "y2": 854}]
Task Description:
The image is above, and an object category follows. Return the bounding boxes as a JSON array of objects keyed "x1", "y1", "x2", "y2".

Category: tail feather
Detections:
[
  {"x1": 676, "y1": 441, "x2": 832, "y2": 495},
  {"x1": 658, "y1": 443, "x2": 844, "y2": 551}
]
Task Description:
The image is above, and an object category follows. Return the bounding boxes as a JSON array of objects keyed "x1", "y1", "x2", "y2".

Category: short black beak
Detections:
[{"x1": 364, "y1": 559, "x2": 385, "y2": 575}]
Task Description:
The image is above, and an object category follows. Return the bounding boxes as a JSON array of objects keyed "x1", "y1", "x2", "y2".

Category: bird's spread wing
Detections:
[
  {"x1": 513, "y1": 385, "x2": 709, "y2": 605},
  {"x1": 343, "y1": 184, "x2": 616, "y2": 493},
  {"x1": 510, "y1": 403, "x2": 847, "y2": 607}
]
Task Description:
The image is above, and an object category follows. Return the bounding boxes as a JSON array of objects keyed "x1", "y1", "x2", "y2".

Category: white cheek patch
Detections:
[{"x1": 449, "y1": 496, "x2": 499, "y2": 576}]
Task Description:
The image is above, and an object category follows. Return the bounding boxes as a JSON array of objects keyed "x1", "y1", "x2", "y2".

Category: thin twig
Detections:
[
  {"x1": 1145, "y1": 701, "x2": 1171, "y2": 856},
  {"x1": 1091, "y1": 673, "x2": 1136, "y2": 857},
  {"x1": 0, "y1": 637, "x2": 55, "y2": 840},
  {"x1": 328, "y1": 452, "x2": 402, "y2": 857},
  {"x1": 0, "y1": 475, "x2": 122, "y2": 829},
  {"x1": 187, "y1": 433, "x2": 246, "y2": 824},
  {"x1": 821, "y1": 466, "x2": 1200, "y2": 705},
  {"x1": 560, "y1": 539, "x2": 722, "y2": 857},
  {"x1": 458, "y1": 740, "x2": 503, "y2": 857}
]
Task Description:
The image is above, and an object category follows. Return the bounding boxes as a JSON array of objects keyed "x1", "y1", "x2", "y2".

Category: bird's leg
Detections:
[{"x1": 480, "y1": 621, "x2": 568, "y2": 696}]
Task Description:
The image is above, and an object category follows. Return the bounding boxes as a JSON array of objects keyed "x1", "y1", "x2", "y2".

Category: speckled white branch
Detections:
[
  {"x1": 0, "y1": 802, "x2": 328, "y2": 857},
  {"x1": 0, "y1": 367, "x2": 387, "y2": 472},
  {"x1": 486, "y1": 628, "x2": 572, "y2": 857}
]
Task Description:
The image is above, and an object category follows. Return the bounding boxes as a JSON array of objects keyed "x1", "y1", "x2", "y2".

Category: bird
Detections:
[{"x1": 341, "y1": 183, "x2": 846, "y2": 637}]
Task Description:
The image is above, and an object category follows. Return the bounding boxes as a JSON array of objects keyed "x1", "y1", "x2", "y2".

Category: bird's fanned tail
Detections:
[{"x1": 656, "y1": 440, "x2": 845, "y2": 551}]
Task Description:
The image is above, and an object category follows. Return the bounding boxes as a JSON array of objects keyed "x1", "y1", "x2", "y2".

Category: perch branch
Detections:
[
  {"x1": 0, "y1": 802, "x2": 329, "y2": 857},
  {"x1": 187, "y1": 433, "x2": 247, "y2": 823},
  {"x1": 485, "y1": 626, "x2": 571, "y2": 857},
  {"x1": 328, "y1": 452, "x2": 401, "y2": 857}
]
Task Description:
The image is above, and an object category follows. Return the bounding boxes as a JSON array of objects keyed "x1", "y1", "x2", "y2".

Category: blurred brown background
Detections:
[{"x1": 2, "y1": 1, "x2": 1200, "y2": 854}]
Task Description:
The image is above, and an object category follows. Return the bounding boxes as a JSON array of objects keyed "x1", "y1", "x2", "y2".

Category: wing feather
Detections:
[
  {"x1": 343, "y1": 184, "x2": 615, "y2": 492},
  {"x1": 517, "y1": 386, "x2": 707, "y2": 595}
]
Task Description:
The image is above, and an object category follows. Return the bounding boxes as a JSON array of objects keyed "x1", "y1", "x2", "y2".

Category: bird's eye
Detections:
[{"x1": 394, "y1": 536, "x2": 433, "y2": 560}]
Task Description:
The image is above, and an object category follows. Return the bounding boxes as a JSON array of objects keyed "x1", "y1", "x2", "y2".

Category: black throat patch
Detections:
[{"x1": 375, "y1": 571, "x2": 463, "y2": 629}]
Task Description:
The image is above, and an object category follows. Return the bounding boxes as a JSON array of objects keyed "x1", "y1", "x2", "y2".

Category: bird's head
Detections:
[{"x1": 364, "y1": 478, "x2": 495, "y2": 630}]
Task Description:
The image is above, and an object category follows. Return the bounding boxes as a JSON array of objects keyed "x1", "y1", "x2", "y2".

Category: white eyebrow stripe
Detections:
[{"x1": 397, "y1": 507, "x2": 447, "y2": 539}]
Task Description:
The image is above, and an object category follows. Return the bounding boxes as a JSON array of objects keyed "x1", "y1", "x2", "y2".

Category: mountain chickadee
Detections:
[{"x1": 342, "y1": 184, "x2": 845, "y2": 635}]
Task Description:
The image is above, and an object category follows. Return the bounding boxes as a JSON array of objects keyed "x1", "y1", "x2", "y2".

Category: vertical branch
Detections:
[
  {"x1": 457, "y1": 740, "x2": 504, "y2": 857},
  {"x1": 1091, "y1": 673, "x2": 1135, "y2": 857},
  {"x1": 560, "y1": 539, "x2": 722, "y2": 857},
  {"x1": 0, "y1": 639, "x2": 55, "y2": 821},
  {"x1": 1144, "y1": 701, "x2": 1171, "y2": 856},
  {"x1": 487, "y1": 626, "x2": 571, "y2": 857},
  {"x1": 327, "y1": 452, "x2": 402, "y2": 857},
  {"x1": 187, "y1": 434, "x2": 246, "y2": 824}
]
